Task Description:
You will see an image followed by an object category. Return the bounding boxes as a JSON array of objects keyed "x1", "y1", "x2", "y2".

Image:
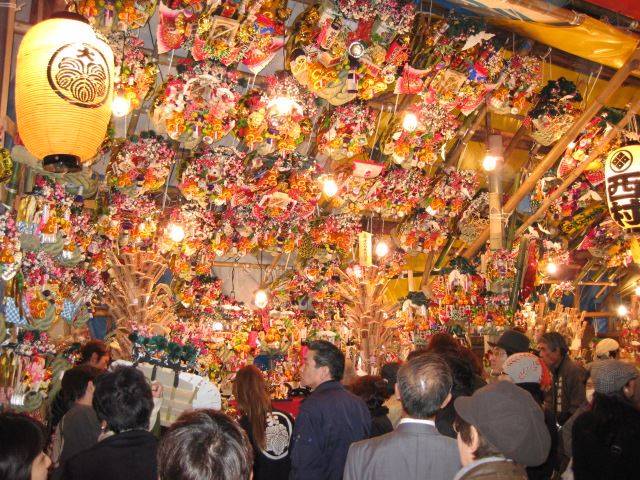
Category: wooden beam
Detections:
[
  {"x1": 513, "y1": 91, "x2": 640, "y2": 238},
  {"x1": 463, "y1": 47, "x2": 640, "y2": 259},
  {"x1": 0, "y1": 0, "x2": 16, "y2": 147}
]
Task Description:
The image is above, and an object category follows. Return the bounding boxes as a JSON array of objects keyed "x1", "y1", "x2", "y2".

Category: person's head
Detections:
[
  {"x1": 0, "y1": 413, "x2": 51, "y2": 480},
  {"x1": 500, "y1": 352, "x2": 551, "y2": 405},
  {"x1": 79, "y1": 340, "x2": 110, "y2": 370},
  {"x1": 301, "y1": 340, "x2": 344, "y2": 390},
  {"x1": 489, "y1": 330, "x2": 531, "y2": 374},
  {"x1": 589, "y1": 359, "x2": 638, "y2": 405},
  {"x1": 158, "y1": 409, "x2": 253, "y2": 480},
  {"x1": 426, "y1": 333, "x2": 460, "y2": 354},
  {"x1": 453, "y1": 381, "x2": 550, "y2": 468},
  {"x1": 61, "y1": 365, "x2": 103, "y2": 407},
  {"x1": 594, "y1": 338, "x2": 620, "y2": 360},
  {"x1": 406, "y1": 347, "x2": 429, "y2": 361},
  {"x1": 92, "y1": 366, "x2": 153, "y2": 433},
  {"x1": 439, "y1": 349, "x2": 477, "y2": 397},
  {"x1": 380, "y1": 362, "x2": 401, "y2": 398},
  {"x1": 537, "y1": 332, "x2": 568, "y2": 369},
  {"x1": 348, "y1": 375, "x2": 388, "y2": 412},
  {"x1": 396, "y1": 353, "x2": 452, "y2": 420},
  {"x1": 232, "y1": 365, "x2": 271, "y2": 449}
]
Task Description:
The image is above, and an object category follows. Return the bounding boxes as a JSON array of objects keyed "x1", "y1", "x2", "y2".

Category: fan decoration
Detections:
[
  {"x1": 190, "y1": 0, "x2": 291, "y2": 73},
  {"x1": 528, "y1": 78, "x2": 583, "y2": 146},
  {"x1": 287, "y1": 0, "x2": 416, "y2": 105},
  {"x1": 396, "y1": 213, "x2": 447, "y2": 254},
  {"x1": 234, "y1": 72, "x2": 317, "y2": 155},
  {"x1": 361, "y1": 167, "x2": 431, "y2": 219},
  {"x1": 317, "y1": 102, "x2": 376, "y2": 161},
  {"x1": 107, "y1": 131, "x2": 176, "y2": 196},
  {"x1": 152, "y1": 60, "x2": 240, "y2": 148},
  {"x1": 178, "y1": 145, "x2": 247, "y2": 208},
  {"x1": 489, "y1": 54, "x2": 542, "y2": 115},
  {"x1": 68, "y1": 0, "x2": 158, "y2": 31},
  {"x1": 108, "y1": 33, "x2": 159, "y2": 111},
  {"x1": 459, "y1": 193, "x2": 489, "y2": 244}
]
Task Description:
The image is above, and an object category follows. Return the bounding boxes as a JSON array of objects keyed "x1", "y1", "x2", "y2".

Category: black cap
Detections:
[{"x1": 489, "y1": 329, "x2": 530, "y2": 355}]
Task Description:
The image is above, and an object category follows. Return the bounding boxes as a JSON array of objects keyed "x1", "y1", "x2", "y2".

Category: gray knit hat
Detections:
[{"x1": 590, "y1": 360, "x2": 638, "y2": 395}]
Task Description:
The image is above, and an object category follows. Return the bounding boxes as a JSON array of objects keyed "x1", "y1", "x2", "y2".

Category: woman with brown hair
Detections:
[{"x1": 233, "y1": 365, "x2": 294, "y2": 480}]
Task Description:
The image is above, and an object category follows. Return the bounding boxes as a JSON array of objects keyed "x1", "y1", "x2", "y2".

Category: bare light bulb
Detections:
[
  {"x1": 482, "y1": 154, "x2": 498, "y2": 172},
  {"x1": 166, "y1": 223, "x2": 185, "y2": 243},
  {"x1": 635, "y1": 285, "x2": 640, "y2": 296},
  {"x1": 375, "y1": 240, "x2": 390, "y2": 258},
  {"x1": 567, "y1": 141, "x2": 576, "y2": 150},
  {"x1": 212, "y1": 321, "x2": 224, "y2": 331},
  {"x1": 254, "y1": 289, "x2": 269, "y2": 309},
  {"x1": 111, "y1": 94, "x2": 131, "y2": 117},
  {"x1": 270, "y1": 96, "x2": 296, "y2": 116},
  {"x1": 617, "y1": 304, "x2": 629, "y2": 317},
  {"x1": 546, "y1": 262, "x2": 558, "y2": 275},
  {"x1": 322, "y1": 177, "x2": 339, "y2": 197},
  {"x1": 402, "y1": 112, "x2": 419, "y2": 132}
]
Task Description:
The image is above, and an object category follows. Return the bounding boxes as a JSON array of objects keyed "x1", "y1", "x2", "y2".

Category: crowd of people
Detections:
[{"x1": 0, "y1": 330, "x2": 639, "y2": 480}]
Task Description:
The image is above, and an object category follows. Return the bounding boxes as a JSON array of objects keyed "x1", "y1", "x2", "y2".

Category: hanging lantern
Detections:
[
  {"x1": 604, "y1": 145, "x2": 640, "y2": 232},
  {"x1": 15, "y1": 12, "x2": 114, "y2": 173}
]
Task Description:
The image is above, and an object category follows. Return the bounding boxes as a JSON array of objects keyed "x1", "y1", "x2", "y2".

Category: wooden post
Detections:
[
  {"x1": 509, "y1": 239, "x2": 529, "y2": 312},
  {"x1": 463, "y1": 47, "x2": 640, "y2": 259},
  {"x1": 513, "y1": 92, "x2": 640, "y2": 238},
  {"x1": 0, "y1": 0, "x2": 16, "y2": 147}
]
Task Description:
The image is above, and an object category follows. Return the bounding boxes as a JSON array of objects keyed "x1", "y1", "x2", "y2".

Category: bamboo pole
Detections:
[
  {"x1": 513, "y1": 92, "x2": 640, "y2": 238},
  {"x1": 463, "y1": 47, "x2": 640, "y2": 259}
]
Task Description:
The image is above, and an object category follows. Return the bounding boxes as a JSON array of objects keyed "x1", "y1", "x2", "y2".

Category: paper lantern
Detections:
[
  {"x1": 604, "y1": 144, "x2": 640, "y2": 232},
  {"x1": 16, "y1": 12, "x2": 114, "y2": 172}
]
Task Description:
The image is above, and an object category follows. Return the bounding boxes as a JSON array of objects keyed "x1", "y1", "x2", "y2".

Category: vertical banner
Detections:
[{"x1": 358, "y1": 231, "x2": 373, "y2": 267}]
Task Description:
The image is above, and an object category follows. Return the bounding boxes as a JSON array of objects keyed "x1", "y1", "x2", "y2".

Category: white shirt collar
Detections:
[
  {"x1": 453, "y1": 456, "x2": 510, "y2": 480},
  {"x1": 399, "y1": 418, "x2": 436, "y2": 426}
]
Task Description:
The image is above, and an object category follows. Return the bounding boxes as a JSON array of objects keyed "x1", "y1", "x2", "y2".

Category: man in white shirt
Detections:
[{"x1": 343, "y1": 353, "x2": 461, "y2": 480}]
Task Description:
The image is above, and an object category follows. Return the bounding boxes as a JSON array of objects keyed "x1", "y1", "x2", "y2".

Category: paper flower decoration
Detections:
[
  {"x1": 362, "y1": 168, "x2": 431, "y2": 218},
  {"x1": 397, "y1": 213, "x2": 447, "y2": 253},
  {"x1": 317, "y1": 102, "x2": 376, "y2": 161},
  {"x1": 234, "y1": 72, "x2": 317, "y2": 154},
  {"x1": 107, "y1": 131, "x2": 175, "y2": 196},
  {"x1": 489, "y1": 54, "x2": 542, "y2": 115},
  {"x1": 108, "y1": 33, "x2": 159, "y2": 110},
  {"x1": 179, "y1": 145, "x2": 247, "y2": 207},
  {"x1": 69, "y1": 0, "x2": 158, "y2": 31},
  {"x1": 152, "y1": 60, "x2": 240, "y2": 148}
]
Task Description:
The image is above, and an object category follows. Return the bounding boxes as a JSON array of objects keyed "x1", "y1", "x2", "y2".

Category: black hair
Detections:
[
  {"x1": 78, "y1": 340, "x2": 109, "y2": 365},
  {"x1": 307, "y1": 340, "x2": 345, "y2": 382},
  {"x1": 540, "y1": 332, "x2": 569, "y2": 357},
  {"x1": 92, "y1": 366, "x2": 153, "y2": 433},
  {"x1": 348, "y1": 375, "x2": 389, "y2": 411},
  {"x1": 515, "y1": 382, "x2": 545, "y2": 406},
  {"x1": 397, "y1": 353, "x2": 452, "y2": 419},
  {"x1": 0, "y1": 413, "x2": 46, "y2": 480},
  {"x1": 61, "y1": 365, "x2": 103, "y2": 410},
  {"x1": 158, "y1": 409, "x2": 253, "y2": 480},
  {"x1": 406, "y1": 348, "x2": 429, "y2": 361},
  {"x1": 380, "y1": 362, "x2": 401, "y2": 398},
  {"x1": 454, "y1": 414, "x2": 502, "y2": 460}
]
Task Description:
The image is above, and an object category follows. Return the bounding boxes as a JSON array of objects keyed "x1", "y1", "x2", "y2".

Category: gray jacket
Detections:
[{"x1": 343, "y1": 420, "x2": 461, "y2": 480}]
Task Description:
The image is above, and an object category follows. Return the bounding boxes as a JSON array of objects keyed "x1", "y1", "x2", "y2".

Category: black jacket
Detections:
[
  {"x1": 290, "y1": 380, "x2": 371, "y2": 480},
  {"x1": 571, "y1": 398, "x2": 640, "y2": 480},
  {"x1": 61, "y1": 429, "x2": 157, "y2": 480}
]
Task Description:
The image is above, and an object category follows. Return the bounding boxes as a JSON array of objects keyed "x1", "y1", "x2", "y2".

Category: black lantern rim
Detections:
[{"x1": 43, "y1": 154, "x2": 82, "y2": 173}]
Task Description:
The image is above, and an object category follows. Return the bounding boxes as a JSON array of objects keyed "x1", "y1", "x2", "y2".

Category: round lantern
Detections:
[
  {"x1": 604, "y1": 144, "x2": 640, "y2": 232},
  {"x1": 16, "y1": 12, "x2": 114, "y2": 172}
]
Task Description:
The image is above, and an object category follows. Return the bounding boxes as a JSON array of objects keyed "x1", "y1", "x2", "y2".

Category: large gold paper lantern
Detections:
[
  {"x1": 604, "y1": 144, "x2": 640, "y2": 232},
  {"x1": 16, "y1": 12, "x2": 114, "y2": 172}
]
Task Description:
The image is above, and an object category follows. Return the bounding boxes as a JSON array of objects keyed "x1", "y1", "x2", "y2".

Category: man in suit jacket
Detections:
[{"x1": 343, "y1": 353, "x2": 461, "y2": 480}]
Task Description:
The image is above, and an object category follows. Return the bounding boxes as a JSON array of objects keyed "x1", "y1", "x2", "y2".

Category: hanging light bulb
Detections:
[
  {"x1": 482, "y1": 154, "x2": 498, "y2": 172},
  {"x1": 402, "y1": 112, "x2": 418, "y2": 132},
  {"x1": 617, "y1": 304, "x2": 629, "y2": 317},
  {"x1": 322, "y1": 177, "x2": 339, "y2": 197},
  {"x1": 567, "y1": 141, "x2": 576, "y2": 150},
  {"x1": 269, "y1": 96, "x2": 296, "y2": 116},
  {"x1": 166, "y1": 223, "x2": 185, "y2": 243},
  {"x1": 546, "y1": 262, "x2": 558, "y2": 275},
  {"x1": 212, "y1": 321, "x2": 224, "y2": 331},
  {"x1": 374, "y1": 239, "x2": 390, "y2": 258},
  {"x1": 111, "y1": 92, "x2": 131, "y2": 118},
  {"x1": 254, "y1": 289, "x2": 269, "y2": 309},
  {"x1": 635, "y1": 285, "x2": 640, "y2": 296}
]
